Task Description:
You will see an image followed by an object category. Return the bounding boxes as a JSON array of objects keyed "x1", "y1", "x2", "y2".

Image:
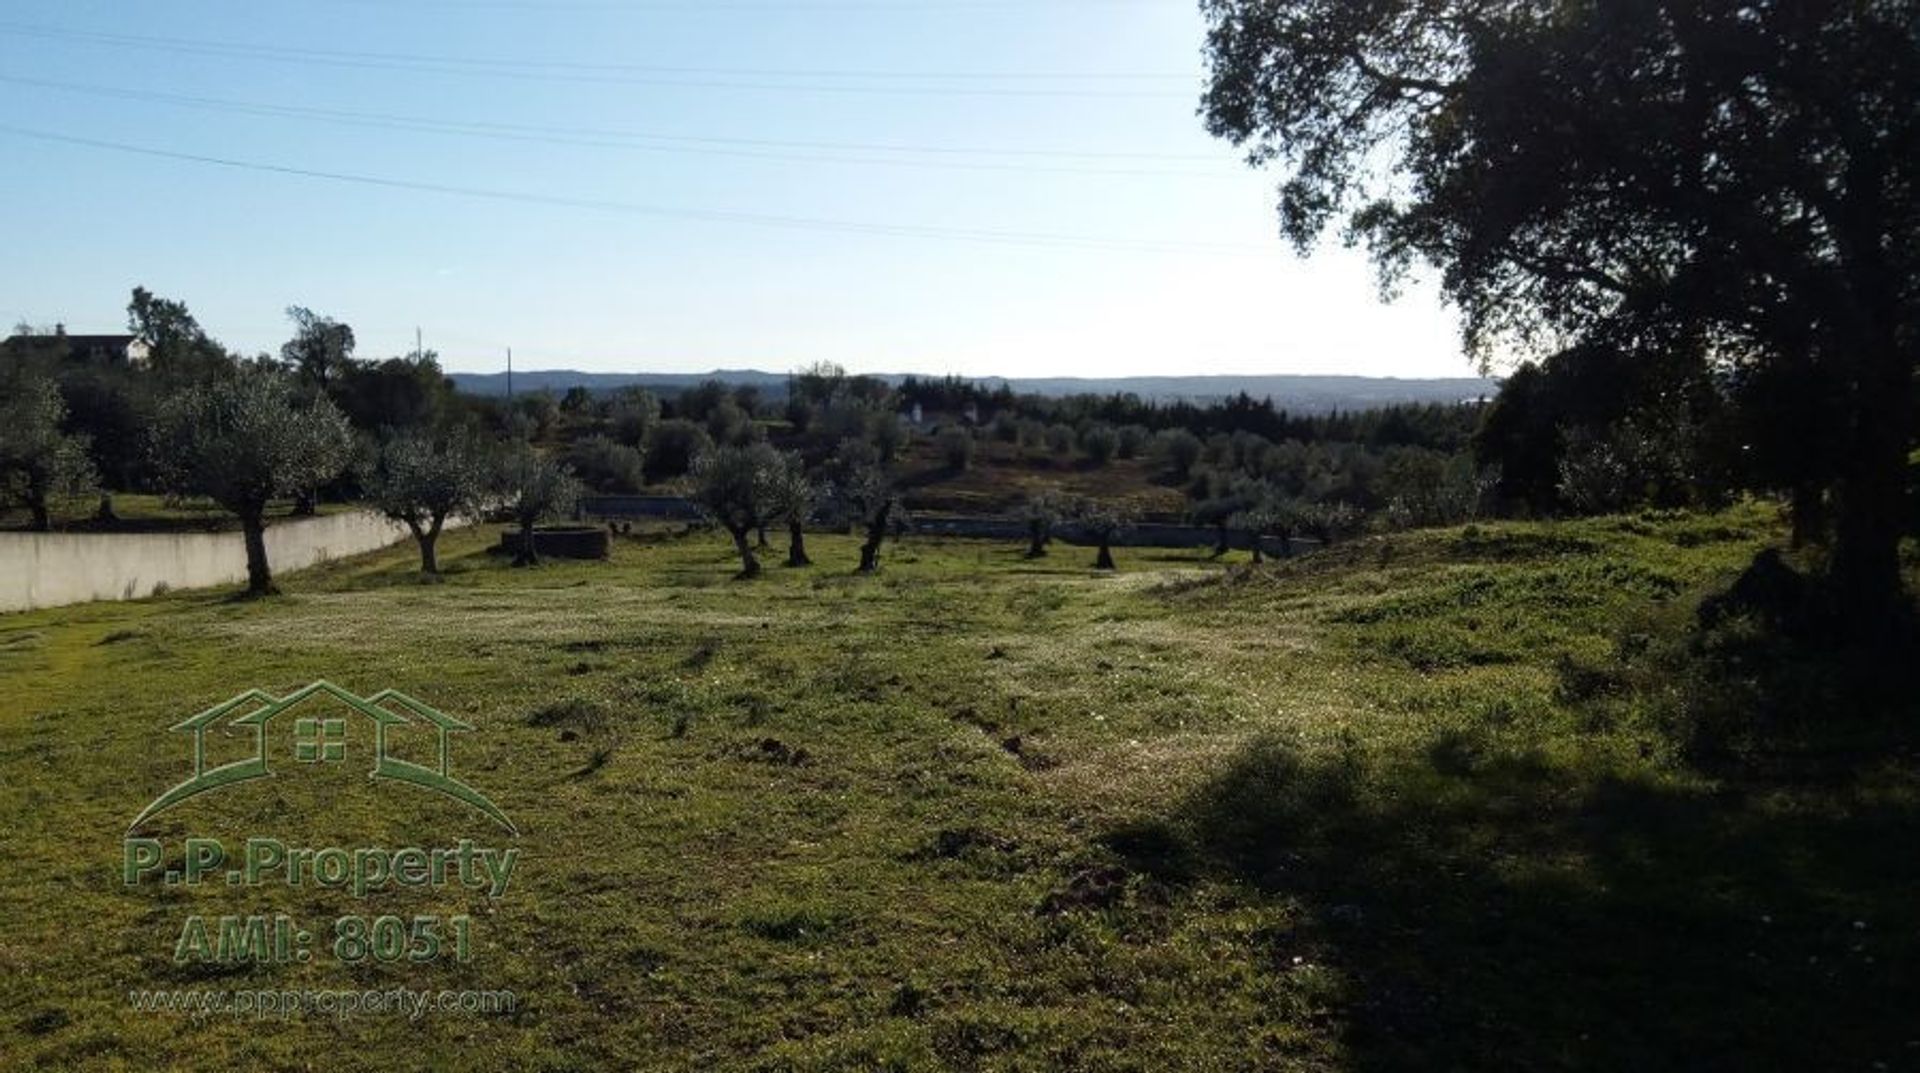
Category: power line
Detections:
[
  {"x1": 0, "y1": 22, "x2": 1191, "y2": 97},
  {"x1": 0, "y1": 124, "x2": 1266, "y2": 255},
  {"x1": 0, "y1": 74, "x2": 1234, "y2": 178}
]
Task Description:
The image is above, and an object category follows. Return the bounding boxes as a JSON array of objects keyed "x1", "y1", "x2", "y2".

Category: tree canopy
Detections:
[
  {"x1": 149, "y1": 370, "x2": 353, "y2": 592},
  {"x1": 0, "y1": 372, "x2": 97, "y2": 531},
  {"x1": 1202, "y1": 0, "x2": 1918, "y2": 626}
]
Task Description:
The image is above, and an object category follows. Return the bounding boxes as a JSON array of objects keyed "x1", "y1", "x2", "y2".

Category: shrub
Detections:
[
  {"x1": 937, "y1": 427, "x2": 974, "y2": 471},
  {"x1": 1155, "y1": 429, "x2": 1203, "y2": 479},
  {"x1": 869, "y1": 410, "x2": 906, "y2": 461},
  {"x1": 1079, "y1": 424, "x2": 1118, "y2": 466},
  {"x1": 705, "y1": 400, "x2": 755, "y2": 447},
  {"x1": 607, "y1": 388, "x2": 660, "y2": 447},
  {"x1": 565, "y1": 435, "x2": 647, "y2": 493},
  {"x1": 644, "y1": 419, "x2": 713, "y2": 481}
]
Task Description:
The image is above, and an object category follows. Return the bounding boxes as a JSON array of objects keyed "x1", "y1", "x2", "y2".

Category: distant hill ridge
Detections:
[{"x1": 448, "y1": 369, "x2": 1495, "y2": 412}]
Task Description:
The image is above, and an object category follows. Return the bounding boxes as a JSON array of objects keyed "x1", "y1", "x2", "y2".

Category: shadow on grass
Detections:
[{"x1": 1111, "y1": 734, "x2": 1919, "y2": 1071}]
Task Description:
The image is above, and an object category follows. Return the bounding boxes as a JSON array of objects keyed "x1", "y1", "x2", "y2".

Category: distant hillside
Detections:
[{"x1": 448, "y1": 369, "x2": 1496, "y2": 412}]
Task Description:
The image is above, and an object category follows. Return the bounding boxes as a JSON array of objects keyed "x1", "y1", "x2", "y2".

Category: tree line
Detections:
[{"x1": 1, "y1": 290, "x2": 582, "y2": 593}]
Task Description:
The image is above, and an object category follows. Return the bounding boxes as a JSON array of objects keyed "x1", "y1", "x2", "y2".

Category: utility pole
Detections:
[
  {"x1": 506, "y1": 347, "x2": 513, "y2": 400},
  {"x1": 415, "y1": 326, "x2": 423, "y2": 360}
]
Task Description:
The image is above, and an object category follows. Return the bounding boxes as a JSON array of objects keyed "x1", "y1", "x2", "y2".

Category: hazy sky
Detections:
[{"x1": 0, "y1": 0, "x2": 1472, "y2": 379}]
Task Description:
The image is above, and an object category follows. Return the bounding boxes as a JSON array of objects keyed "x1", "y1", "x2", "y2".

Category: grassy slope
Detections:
[{"x1": 0, "y1": 506, "x2": 1912, "y2": 1072}]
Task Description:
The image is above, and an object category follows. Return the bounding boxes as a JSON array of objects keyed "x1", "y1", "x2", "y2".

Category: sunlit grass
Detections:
[{"x1": 2, "y1": 505, "x2": 1912, "y2": 1071}]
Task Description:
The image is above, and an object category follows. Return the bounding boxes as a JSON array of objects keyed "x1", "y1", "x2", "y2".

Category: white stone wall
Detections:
[{"x1": 0, "y1": 511, "x2": 435, "y2": 613}]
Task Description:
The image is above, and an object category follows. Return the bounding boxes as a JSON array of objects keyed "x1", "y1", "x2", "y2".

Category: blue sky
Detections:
[{"x1": 0, "y1": 0, "x2": 1470, "y2": 379}]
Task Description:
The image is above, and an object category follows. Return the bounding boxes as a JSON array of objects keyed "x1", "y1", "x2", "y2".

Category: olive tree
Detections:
[
  {"x1": 1079, "y1": 423, "x2": 1119, "y2": 467},
  {"x1": 1193, "y1": 488, "x2": 1254, "y2": 558},
  {"x1": 1230, "y1": 490, "x2": 1304, "y2": 564},
  {"x1": 364, "y1": 431, "x2": 490, "y2": 574},
  {"x1": 1298, "y1": 501, "x2": 1362, "y2": 546},
  {"x1": 833, "y1": 442, "x2": 900, "y2": 574},
  {"x1": 0, "y1": 373, "x2": 97, "y2": 531},
  {"x1": 689, "y1": 442, "x2": 783, "y2": 578},
  {"x1": 1074, "y1": 498, "x2": 1139, "y2": 571},
  {"x1": 1018, "y1": 489, "x2": 1064, "y2": 559},
  {"x1": 497, "y1": 443, "x2": 582, "y2": 567},
  {"x1": 936, "y1": 426, "x2": 974, "y2": 472},
  {"x1": 1155, "y1": 429, "x2": 1203, "y2": 480},
  {"x1": 764, "y1": 450, "x2": 820, "y2": 568},
  {"x1": 150, "y1": 372, "x2": 353, "y2": 595}
]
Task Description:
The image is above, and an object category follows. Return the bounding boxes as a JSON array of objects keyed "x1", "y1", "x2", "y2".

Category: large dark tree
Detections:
[
  {"x1": 281, "y1": 307, "x2": 357, "y2": 394},
  {"x1": 1202, "y1": 0, "x2": 1918, "y2": 630},
  {"x1": 126, "y1": 286, "x2": 228, "y2": 383},
  {"x1": 334, "y1": 352, "x2": 455, "y2": 434}
]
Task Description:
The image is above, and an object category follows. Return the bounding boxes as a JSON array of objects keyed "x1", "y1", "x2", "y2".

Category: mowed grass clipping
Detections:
[{"x1": 0, "y1": 507, "x2": 1914, "y2": 1072}]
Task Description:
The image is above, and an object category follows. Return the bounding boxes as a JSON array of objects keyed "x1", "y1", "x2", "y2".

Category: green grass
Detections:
[{"x1": 1, "y1": 505, "x2": 1913, "y2": 1071}]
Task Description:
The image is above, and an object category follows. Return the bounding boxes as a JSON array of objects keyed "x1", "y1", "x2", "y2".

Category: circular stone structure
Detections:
[{"x1": 495, "y1": 526, "x2": 610, "y2": 560}]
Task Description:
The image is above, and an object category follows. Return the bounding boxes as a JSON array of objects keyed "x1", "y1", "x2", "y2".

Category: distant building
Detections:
[{"x1": 2, "y1": 326, "x2": 152, "y2": 367}]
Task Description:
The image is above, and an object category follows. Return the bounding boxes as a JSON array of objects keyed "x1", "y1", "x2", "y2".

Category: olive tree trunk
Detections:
[
  {"x1": 731, "y1": 526, "x2": 762, "y2": 578},
  {"x1": 1025, "y1": 521, "x2": 1048, "y2": 558},
  {"x1": 514, "y1": 517, "x2": 539, "y2": 567},
  {"x1": 786, "y1": 519, "x2": 811, "y2": 567},
  {"x1": 1824, "y1": 332, "x2": 1913, "y2": 638},
  {"x1": 1789, "y1": 483, "x2": 1826, "y2": 549},
  {"x1": 858, "y1": 503, "x2": 892, "y2": 573},
  {"x1": 409, "y1": 516, "x2": 444, "y2": 574},
  {"x1": 239, "y1": 510, "x2": 276, "y2": 595}
]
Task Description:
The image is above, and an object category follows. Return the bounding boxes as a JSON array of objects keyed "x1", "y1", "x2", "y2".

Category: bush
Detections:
[
  {"x1": 869, "y1": 410, "x2": 906, "y2": 461},
  {"x1": 1116, "y1": 424, "x2": 1150, "y2": 460},
  {"x1": 1079, "y1": 424, "x2": 1118, "y2": 466},
  {"x1": 565, "y1": 435, "x2": 647, "y2": 493},
  {"x1": 937, "y1": 427, "x2": 974, "y2": 471},
  {"x1": 1155, "y1": 429, "x2": 1203, "y2": 479},
  {"x1": 644, "y1": 419, "x2": 713, "y2": 481},
  {"x1": 705, "y1": 400, "x2": 755, "y2": 447},
  {"x1": 1045, "y1": 424, "x2": 1075, "y2": 456},
  {"x1": 607, "y1": 388, "x2": 660, "y2": 448}
]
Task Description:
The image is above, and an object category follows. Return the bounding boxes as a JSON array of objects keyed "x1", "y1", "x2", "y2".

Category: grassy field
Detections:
[{"x1": 1, "y1": 507, "x2": 1913, "y2": 1071}]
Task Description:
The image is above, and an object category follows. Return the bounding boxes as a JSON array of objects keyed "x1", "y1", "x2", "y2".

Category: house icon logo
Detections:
[{"x1": 129, "y1": 681, "x2": 517, "y2": 834}]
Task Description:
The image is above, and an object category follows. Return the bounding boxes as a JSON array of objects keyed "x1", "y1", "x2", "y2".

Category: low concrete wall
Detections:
[
  {"x1": 0, "y1": 511, "x2": 425, "y2": 613},
  {"x1": 578, "y1": 494, "x2": 705, "y2": 521}
]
